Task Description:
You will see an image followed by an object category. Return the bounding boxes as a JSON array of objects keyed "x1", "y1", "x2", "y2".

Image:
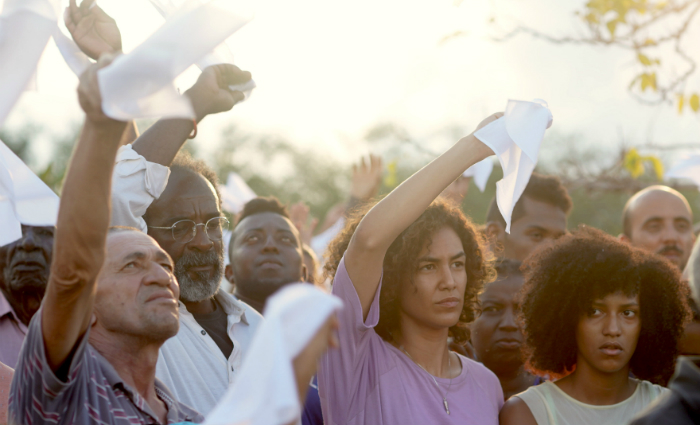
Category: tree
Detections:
[{"x1": 492, "y1": 0, "x2": 700, "y2": 113}]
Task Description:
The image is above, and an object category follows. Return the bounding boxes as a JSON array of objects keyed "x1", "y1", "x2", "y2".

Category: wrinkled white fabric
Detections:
[
  {"x1": 52, "y1": 26, "x2": 92, "y2": 76},
  {"x1": 111, "y1": 144, "x2": 170, "y2": 232},
  {"x1": 0, "y1": 139, "x2": 59, "y2": 246},
  {"x1": 98, "y1": 0, "x2": 252, "y2": 120},
  {"x1": 148, "y1": 0, "x2": 257, "y2": 100},
  {"x1": 462, "y1": 158, "x2": 493, "y2": 192},
  {"x1": 666, "y1": 154, "x2": 700, "y2": 189},
  {"x1": 0, "y1": 0, "x2": 60, "y2": 126},
  {"x1": 221, "y1": 172, "x2": 256, "y2": 214},
  {"x1": 474, "y1": 99, "x2": 553, "y2": 233},
  {"x1": 204, "y1": 284, "x2": 342, "y2": 425}
]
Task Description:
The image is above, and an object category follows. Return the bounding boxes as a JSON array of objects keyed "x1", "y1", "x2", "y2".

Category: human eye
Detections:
[
  {"x1": 452, "y1": 260, "x2": 465, "y2": 269},
  {"x1": 161, "y1": 262, "x2": 174, "y2": 272},
  {"x1": 123, "y1": 261, "x2": 137, "y2": 270},
  {"x1": 279, "y1": 234, "x2": 294, "y2": 244},
  {"x1": 587, "y1": 307, "x2": 602, "y2": 317},
  {"x1": 529, "y1": 232, "x2": 544, "y2": 242},
  {"x1": 622, "y1": 309, "x2": 637, "y2": 318},
  {"x1": 419, "y1": 263, "x2": 435, "y2": 271},
  {"x1": 676, "y1": 221, "x2": 690, "y2": 232},
  {"x1": 245, "y1": 234, "x2": 260, "y2": 244},
  {"x1": 482, "y1": 305, "x2": 500, "y2": 313}
]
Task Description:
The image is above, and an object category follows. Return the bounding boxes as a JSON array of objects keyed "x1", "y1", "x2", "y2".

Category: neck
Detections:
[
  {"x1": 394, "y1": 315, "x2": 454, "y2": 378},
  {"x1": 492, "y1": 364, "x2": 536, "y2": 399},
  {"x1": 556, "y1": 359, "x2": 634, "y2": 405},
  {"x1": 89, "y1": 326, "x2": 162, "y2": 398},
  {"x1": 182, "y1": 296, "x2": 216, "y2": 315},
  {"x1": 233, "y1": 290, "x2": 265, "y2": 314},
  {"x1": 0, "y1": 285, "x2": 42, "y2": 326}
]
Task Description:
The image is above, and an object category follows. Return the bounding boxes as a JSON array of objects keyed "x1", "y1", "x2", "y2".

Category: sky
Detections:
[{"x1": 4, "y1": 0, "x2": 700, "y2": 168}]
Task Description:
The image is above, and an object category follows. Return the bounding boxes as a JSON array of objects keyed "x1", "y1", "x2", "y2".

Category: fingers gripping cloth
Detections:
[
  {"x1": 97, "y1": 0, "x2": 252, "y2": 120},
  {"x1": 473, "y1": 99, "x2": 553, "y2": 233},
  {"x1": 204, "y1": 284, "x2": 343, "y2": 425}
]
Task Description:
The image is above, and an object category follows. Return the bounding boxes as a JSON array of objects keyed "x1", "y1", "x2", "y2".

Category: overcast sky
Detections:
[{"x1": 4, "y1": 0, "x2": 699, "y2": 167}]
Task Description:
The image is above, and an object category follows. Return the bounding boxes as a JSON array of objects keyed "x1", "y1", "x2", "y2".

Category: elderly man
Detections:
[
  {"x1": 485, "y1": 173, "x2": 572, "y2": 261},
  {"x1": 620, "y1": 185, "x2": 695, "y2": 269},
  {"x1": 631, "y1": 238, "x2": 700, "y2": 424},
  {"x1": 9, "y1": 57, "x2": 202, "y2": 424},
  {"x1": 110, "y1": 62, "x2": 263, "y2": 414},
  {"x1": 0, "y1": 225, "x2": 53, "y2": 368}
]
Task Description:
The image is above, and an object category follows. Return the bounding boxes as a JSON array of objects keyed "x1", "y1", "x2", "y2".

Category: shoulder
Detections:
[
  {"x1": 629, "y1": 392, "x2": 689, "y2": 425},
  {"x1": 500, "y1": 396, "x2": 538, "y2": 425},
  {"x1": 462, "y1": 356, "x2": 499, "y2": 383}
]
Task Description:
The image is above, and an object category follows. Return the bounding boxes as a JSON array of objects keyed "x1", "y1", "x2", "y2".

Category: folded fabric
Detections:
[
  {"x1": 204, "y1": 284, "x2": 342, "y2": 425},
  {"x1": 0, "y1": 0, "x2": 60, "y2": 126},
  {"x1": 0, "y1": 139, "x2": 59, "y2": 246},
  {"x1": 148, "y1": 0, "x2": 257, "y2": 99},
  {"x1": 462, "y1": 158, "x2": 493, "y2": 192},
  {"x1": 220, "y1": 172, "x2": 256, "y2": 214},
  {"x1": 473, "y1": 99, "x2": 553, "y2": 233},
  {"x1": 98, "y1": 0, "x2": 253, "y2": 120},
  {"x1": 665, "y1": 154, "x2": 700, "y2": 190}
]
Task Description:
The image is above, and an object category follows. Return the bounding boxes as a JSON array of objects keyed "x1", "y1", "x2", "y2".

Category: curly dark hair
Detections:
[
  {"x1": 324, "y1": 198, "x2": 495, "y2": 345},
  {"x1": 520, "y1": 226, "x2": 691, "y2": 384}
]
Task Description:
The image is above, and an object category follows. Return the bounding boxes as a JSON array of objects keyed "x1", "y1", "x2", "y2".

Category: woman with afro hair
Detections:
[
  {"x1": 317, "y1": 113, "x2": 504, "y2": 425},
  {"x1": 500, "y1": 226, "x2": 691, "y2": 425}
]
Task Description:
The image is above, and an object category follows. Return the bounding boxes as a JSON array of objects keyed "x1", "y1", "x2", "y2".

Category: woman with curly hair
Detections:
[
  {"x1": 317, "y1": 113, "x2": 504, "y2": 425},
  {"x1": 500, "y1": 226, "x2": 691, "y2": 425}
]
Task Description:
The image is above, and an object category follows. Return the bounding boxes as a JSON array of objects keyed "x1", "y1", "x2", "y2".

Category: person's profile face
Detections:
[
  {"x1": 471, "y1": 274, "x2": 525, "y2": 375},
  {"x1": 627, "y1": 192, "x2": 694, "y2": 269},
  {"x1": 574, "y1": 292, "x2": 641, "y2": 375},
  {"x1": 399, "y1": 226, "x2": 467, "y2": 330},
  {"x1": 503, "y1": 197, "x2": 567, "y2": 261},
  {"x1": 230, "y1": 212, "x2": 304, "y2": 290},
  {"x1": 95, "y1": 231, "x2": 180, "y2": 341}
]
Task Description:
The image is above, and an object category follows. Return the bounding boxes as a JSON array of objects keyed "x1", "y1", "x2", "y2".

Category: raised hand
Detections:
[
  {"x1": 350, "y1": 154, "x2": 383, "y2": 200},
  {"x1": 65, "y1": 0, "x2": 122, "y2": 60},
  {"x1": 290, "y1": 202, "x2": 319, "y2": 246},
  {"x1": 185, "y1": 64, "x2": 252, "y2": 122}
]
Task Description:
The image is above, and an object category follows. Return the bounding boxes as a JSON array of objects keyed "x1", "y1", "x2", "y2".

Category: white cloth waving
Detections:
[
  {"x1": 204, "y1": 284, "x2": 342, "y2": 425},
  {"x1": 473, "y1": 99, "x2": 553, "y2": 233},
  {"x1": 0, "y1": 140, "x2": 59, "y2": 246},
  {"x1": 220, "y1": 172, "x2": 256, "y2": 214},
  {"x1": 0, "y1": 0, "x2": 61, "y2": 126},
  {"x1": 98, "y1": 0, "x2": 252, "y2": 120},
  {"x1": 462, "y1": 158, "x2": 494, "y2": 192}
]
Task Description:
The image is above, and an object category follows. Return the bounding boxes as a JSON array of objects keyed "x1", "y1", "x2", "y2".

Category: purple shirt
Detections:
[
  {"x1": 318, "y1": 258, "x2": 504, "y2": 425},
  {"x1": 0, "y1": 292, "x2": 27, "y2": 369}
]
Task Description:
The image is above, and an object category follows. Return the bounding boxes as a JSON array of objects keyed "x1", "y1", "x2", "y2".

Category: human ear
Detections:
[{"x1": 225, "y1": 264, "x2": 235, "y2": 284}]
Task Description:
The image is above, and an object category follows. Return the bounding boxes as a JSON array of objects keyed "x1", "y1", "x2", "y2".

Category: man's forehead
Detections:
[
  {"x1": 153, "y1": 173, "x2": 220, "y2": 216},
  {"x1": 630, "y1": 191, "x2": 692, "y2": 224},
  {"x1": 107, "y1": 232, "x2": 169, "y2": 259},
  {"x1": 237, "y1": 212, "x2": 297, "y2": 233},
  {"x1": 514, "y1": 198, "x2": 567, "y2": 231}
]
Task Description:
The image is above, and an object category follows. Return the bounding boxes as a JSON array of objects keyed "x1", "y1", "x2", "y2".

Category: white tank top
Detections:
[{"x1": 515, "y1": 380, "x2": 668, "y2": 425}]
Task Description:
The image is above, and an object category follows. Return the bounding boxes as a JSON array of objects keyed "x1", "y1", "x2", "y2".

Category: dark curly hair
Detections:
[
  {"x1": 324, "y1": 198, "x2": 495, "y2": 345},
  {"x1": 520, "y1": 226, "x2": 691, "y2": 384}
]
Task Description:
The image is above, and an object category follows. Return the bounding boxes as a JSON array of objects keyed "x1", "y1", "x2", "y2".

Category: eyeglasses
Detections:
[{"x1": 149, "y1": 217, "x2": 230, "y2": 244}]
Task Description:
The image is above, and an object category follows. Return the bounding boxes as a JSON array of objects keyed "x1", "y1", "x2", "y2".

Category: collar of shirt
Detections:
[
  {"x1": 179, "y1": 289, "x2": 249, "y2": 326},
  {"x1": 89, "y1": 344, "x2": 203, "y2": 423},
  {"x1": 0, "y1": 291, "x2": 27, "y2": 334}
]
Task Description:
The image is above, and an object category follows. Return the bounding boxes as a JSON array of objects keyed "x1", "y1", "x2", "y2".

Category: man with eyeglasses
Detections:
[{"x1": 110, "y1": 64, "x2": 263, "y2": 415}]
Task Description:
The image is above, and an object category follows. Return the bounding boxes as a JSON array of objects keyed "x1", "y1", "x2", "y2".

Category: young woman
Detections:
[
  {"x1": 500, "y1": 227, "x2": 691, "y2": 425},
  {"x1": 317, "y1": 113, "x2": 505, "y2": 424}
]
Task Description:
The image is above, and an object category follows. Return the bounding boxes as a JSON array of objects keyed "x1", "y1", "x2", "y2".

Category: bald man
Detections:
[{"x1": 620, "y1": 185, "x2": 695, "y2": 269}]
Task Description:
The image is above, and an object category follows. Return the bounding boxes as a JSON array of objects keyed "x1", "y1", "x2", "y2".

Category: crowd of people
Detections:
[{"x1": 1, "y1": 1, "x2": 700, "y2": 425}]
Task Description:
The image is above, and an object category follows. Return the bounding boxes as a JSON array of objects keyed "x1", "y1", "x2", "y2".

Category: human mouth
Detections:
[
  {"x1": 146, "y1": 291, "x2": 176, "y2": 304},
  {"x1": 436, "y1": 297, "x2": 461, "y2": 308},
  {"x1": 188, "y1": 264, "x2": 214, "y2": 272},
  {"x1": 257, "y1": 258, "x2": 283, "y2": 270},
  {"x1": 495, "y1": 339, "x2": 521, "y2": 350},
  {"x1": 600, "y1": 342, "x2": 623, "y2": 356}
]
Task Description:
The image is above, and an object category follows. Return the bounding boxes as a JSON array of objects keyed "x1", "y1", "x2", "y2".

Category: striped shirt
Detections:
[{"x1": 8, "y1": 310, "x2": 204, "y2": 424}]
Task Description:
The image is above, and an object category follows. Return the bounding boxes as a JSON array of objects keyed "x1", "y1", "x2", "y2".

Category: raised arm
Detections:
[
  {"x1": 345, "y1": 113, "x2": 502, "y2": 318},
  {"x1": 131, "y1": 64, "x2": 251, "y2": 166},
  {"x1": 41, "y1": 56, "x2": 126, "y2": 371}
]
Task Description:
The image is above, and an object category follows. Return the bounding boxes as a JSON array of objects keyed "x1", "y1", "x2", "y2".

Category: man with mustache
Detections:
[
  {"x1": 109, "y1": 63, "x2": 262, "y2": 415},
  {"x1": 0, "y1": 225, "x2": 54, "y2": 368},
  {"x1": 620, "y1": 185, "x2": 695, "y2": 269}
]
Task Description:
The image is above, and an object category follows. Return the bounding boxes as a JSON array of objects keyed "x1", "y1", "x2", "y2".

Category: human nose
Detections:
[
  {"x1": 440, "y1": 264, "x2": 457, "y2": 290},
  {"x1": 20, "y1": 230, "x2": 38, "y2": 251},
  {"x1": 188, "y1": 223, "x2": 214, "y2": 251},
  {"x1": 261, "y1": 234, "x2": 279, "y2": 253},
  {"x1": 603, "y1": 313, "x2": 622, "y2": 337},
  {"x1": 499, "y1": 307, "x2": 518, "y2": 332},
  {"x1": 145, "y1": 261, "x2": 175, "y2": 288}
]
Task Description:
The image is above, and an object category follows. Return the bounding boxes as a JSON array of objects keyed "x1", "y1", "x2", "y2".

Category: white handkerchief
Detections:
[
  {"x1": 204, "y1": 284, "x2": 342, "y2": 425},
  {"x1": 53, "y1": 26, "x2": 92, "y2": 76},
  {"x1": 474, "y1": 99, "x2": 553, "y2": 233},
  {"x1": 149, "y1": 0, "x2": 257, "y2": 100},
  {"x1": 220, "y1": 172, "x2": 256, "y2": 214},
  {"x1": 0, "y1": 139, "x2": 59, "y2": 246},
  {"x1": 98, "y1": 0, "x2": 252, "y2": 120},
  {"x1": 665, "y1": 154, "x2": 700, "y2": 189},
  {"x1": 0, "y1": 0, "x2": 60, "y2": 126},
  {"x1": 462, "y1": 158, "x2": 493, "y2": 192}
]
